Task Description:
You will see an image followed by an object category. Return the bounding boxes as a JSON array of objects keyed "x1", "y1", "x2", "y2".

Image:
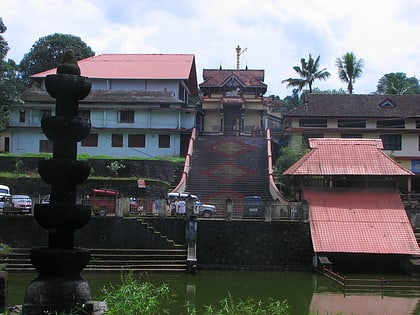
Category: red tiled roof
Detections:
[
  {"x1": 200, "y1": 69, "x2": 266, "y2": 88},
  {"x1": 304, "y1": 189, "x2": 420, "y2": 255},
  {"x1": 31, "y1": 54, "x2": 199, "y2": 95},
  {"x1": 283, "y1": 138, "x2": 413, "y2": 176}
]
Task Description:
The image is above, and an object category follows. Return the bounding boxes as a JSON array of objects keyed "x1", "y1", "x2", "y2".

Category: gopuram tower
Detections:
[{"x1": 23, "y1": 51, "x2": 93, "y2": 314}]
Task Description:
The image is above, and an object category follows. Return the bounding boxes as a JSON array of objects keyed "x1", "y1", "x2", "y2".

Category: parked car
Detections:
[
  {"x1": 0, "y1": 184, "x2": 11, "y2": 212},
  {"x1": 3, "y1": 195, "x2": 33, "y2": 214},
  {"x1": 243, "y1": 195, "x2": 264, "y2": 218},
  {"x1": 168, "y1": 192, "x2": 216, "y2": 217}
]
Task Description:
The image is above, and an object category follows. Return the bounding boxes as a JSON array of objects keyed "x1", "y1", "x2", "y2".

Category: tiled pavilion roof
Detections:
[
  {"x1": 304, "y1": 189, "x2": 420, "y2": 255},
  {"x1": 283, "y1": 138, "x2": 414, "y2": 176}
]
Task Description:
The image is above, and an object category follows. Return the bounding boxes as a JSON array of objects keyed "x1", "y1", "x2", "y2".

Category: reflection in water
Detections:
[
  {"x1": 7, "y1": 271, "x2": 420, "y2": 314},
  {"x1": 311, "y1": 293, "x2": 419, "y2": 315}
]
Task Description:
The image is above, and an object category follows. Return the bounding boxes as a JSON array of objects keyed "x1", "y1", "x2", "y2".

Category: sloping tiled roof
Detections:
[
  {"x1": 286, "y1": 93, "x2": 420, "y2": 118},
  {"x1": 20, "y1": 88, "x2": 183, "y2": 104},
  {"x1": 31, "y1": 54, "x2": 199, "y2": 95},
  {"x1": 304, "y1": 189, "x2": 420, "y2": 255},
  {"x1": 200, "y1": 69, "x2": 266, "y2": 88},
  {"x1": 283, "y1": 138, "x2": 413, "y2": 176}
]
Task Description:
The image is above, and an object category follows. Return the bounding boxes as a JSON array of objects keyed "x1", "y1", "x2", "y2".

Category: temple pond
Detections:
[{"x1": 7, "y1": 271, "x2": 420, "y2": 314}]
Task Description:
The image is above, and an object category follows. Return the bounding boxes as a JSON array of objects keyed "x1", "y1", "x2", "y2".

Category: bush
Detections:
[
  {"x1": 201, "y1": 294, "x2": 290, "y2": 315},
  {"x1": 101, "y1": 273, "x2": 170, "y2": 315}
]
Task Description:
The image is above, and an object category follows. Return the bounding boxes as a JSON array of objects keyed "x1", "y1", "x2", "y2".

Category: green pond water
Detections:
[{"x1": 6, "y1": 271, "x2": 420, "y2": 315}]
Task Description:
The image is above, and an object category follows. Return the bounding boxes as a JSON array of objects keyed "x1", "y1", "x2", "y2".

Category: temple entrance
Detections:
[{"x1": 223, "y1": 105, "x2": 241, "y2": 136}]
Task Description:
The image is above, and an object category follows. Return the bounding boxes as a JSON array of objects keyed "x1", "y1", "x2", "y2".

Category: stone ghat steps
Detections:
[{"x1": 1, "y1": 248, "x2": 188, "y2": 273}]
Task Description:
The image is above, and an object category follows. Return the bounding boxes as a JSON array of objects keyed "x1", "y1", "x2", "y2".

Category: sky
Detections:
[{"x1": 2, "y1": 0, "x2": 420, "y2": 98}]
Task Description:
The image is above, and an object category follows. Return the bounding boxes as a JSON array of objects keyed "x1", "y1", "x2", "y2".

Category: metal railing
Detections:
[{"x1": 322, "y1": 267, "x2": 420, "y2": 294}]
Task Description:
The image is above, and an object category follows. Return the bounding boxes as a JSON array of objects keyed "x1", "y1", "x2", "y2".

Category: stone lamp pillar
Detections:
[{"x1": 23, "y1": 51, "x2": 93, "y2": 315}]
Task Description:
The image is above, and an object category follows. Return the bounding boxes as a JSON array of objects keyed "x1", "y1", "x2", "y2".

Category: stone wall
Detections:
[
  {"x1": 0, "y1": 216, "x2": 313, "y2": 270},
  {"x1": 196, "y1": 220, "x2": 313, "y2": 270}
]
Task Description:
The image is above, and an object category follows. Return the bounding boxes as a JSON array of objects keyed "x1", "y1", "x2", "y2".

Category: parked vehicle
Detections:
[
  {"x1": 3, "y1": 195, "x2": 33, "y2": 215},
  {"x1": 129, "y1": 197, "x2": 143, "y2": 213},
  {"x1": 243, "y1": 195, "x2": 264, "y2": 218},
  {"x1": 168, "y1": 192, "x2": 216, "y2": 217},
  {"x1": 84, "y1": 189, "x2": 120, "y2": 216},
  {"x1": 0, "y1": 184, "x2": 11, "y2": 212}
]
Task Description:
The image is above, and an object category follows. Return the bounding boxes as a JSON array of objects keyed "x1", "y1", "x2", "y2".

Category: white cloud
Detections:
[{"x1": 2, "y1": 0, "x2": 419, "y2": 97}]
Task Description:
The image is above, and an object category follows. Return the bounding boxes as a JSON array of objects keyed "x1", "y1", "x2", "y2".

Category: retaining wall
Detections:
[{"x1": 0, "y1": 216, "x2": 313, "y2": 270}]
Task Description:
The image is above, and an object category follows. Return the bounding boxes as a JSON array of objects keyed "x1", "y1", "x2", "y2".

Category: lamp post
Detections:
[{"x1": 23, "y1": 51, "x2": 93, "y2": 314}]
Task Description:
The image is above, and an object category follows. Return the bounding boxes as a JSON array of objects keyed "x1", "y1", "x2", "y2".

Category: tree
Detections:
[
  {"x1": 282, "y1": 89, "x2": 304, "y2": 110},
  {"x1": 282, "y1": 54, "x2": 330, "y2": 93},
  {"x1": 19, "y1": 33, "x2": 95, "y2": 85},
  {"x1": 335, "y1": 52, "x2": 364, "y2": 94},
  {"x1": 0, "y1": 17, "x2": 23, "y2": 132},
  {"x1": 376, "y1": 72, "x2": 419, "y2": 94}
]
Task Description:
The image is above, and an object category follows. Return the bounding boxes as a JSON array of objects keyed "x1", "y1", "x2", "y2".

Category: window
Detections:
[
  {"x1": 128, "y1": 134, "x2": 145, "y2": 148},
  {"x1": 376, "y1": 119, "x2": 404, "y2": 128},
  {"x1": 78, "y1": 110, "x2": 91, "y2": 120},
  {"x1": 159, "y1": 135, "x2": 170, "y2": 148},
  {"x1": 341, "y1": 134, "x2": 363, "y2": 138},
  {"x1": 299, "y1": 119, "x2": 327, "y2": 128},
  {"x1": 119, "y1": 110, "x2": 134, "y2": 123},
  {"x1": 39, "y1": 140, "x2": 53, "y2": 153},
  {"x1": 338, "y1": 119, "x2": 366, "y2": 128},
  {"x1": 81, "y1": 134, "x2": 98, "y2": 147},
  {"x1": 19, "y1": 109, "x2": 25, "y2": 123},
  {"x1": 112, "y1": 134, "x2": 123, "y2": 147},
  {"x1": 380, "y1": 134, "x2": 401, "y2": 151}
]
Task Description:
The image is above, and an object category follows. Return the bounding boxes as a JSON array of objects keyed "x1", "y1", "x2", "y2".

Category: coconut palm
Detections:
[
  {"x1": 282, "y1": 54, "x2": 330, "y2": 93},
  {"x1": 335, "y1": 52, "x2": 364, "y2": 94}
]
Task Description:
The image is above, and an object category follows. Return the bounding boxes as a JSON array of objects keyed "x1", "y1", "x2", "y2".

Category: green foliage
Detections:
[
  {"x1": 282, "y1": 54, "x2": 331, "y2": 93},
  {"x1": 376, "y1": 72, "x2": 419, "y2": 94},
  {"x1": 335, "y1": 52, "x2": 364, "y2": 94},
  {"x1": 275, "y1": 138, "x2": 308, "y2": 175},
  {"x1": 107, "y1": 160, "x2": 126, "y2": 177},
  {"x1": 0, "y1": 18, "x2": 24, "y2": 132},
  {"x1": 101, "y1": 273, "x2": 170, "y2": 315},
  {"x1": 282, "y1": 89, "x2": 304, "y2": 110},
  {"x1": 201, "y1": 294, "x2": 290, "y2": 315},
  {"x1": 19, "y1": 33, "x2": 95, "y2": 85},
  {"x1": 14, "y1": 158, "x2": 23, "y2": 173},
  {"x1": 0, "y1": 242, "x2": 12, "y2": 271}
]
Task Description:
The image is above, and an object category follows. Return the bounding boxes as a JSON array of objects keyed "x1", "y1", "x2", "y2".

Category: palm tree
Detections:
[
  {"x1": 282, "y1": 54, "x2": 330, "y2": 93},
  {"x1": 335, "y1": 52, "x2": 364, "y2": 94}
]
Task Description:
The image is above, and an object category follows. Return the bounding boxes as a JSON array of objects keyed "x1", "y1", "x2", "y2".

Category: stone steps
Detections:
[{"x1": 1, "y1": 248, "x2": 188, "y2": 273}]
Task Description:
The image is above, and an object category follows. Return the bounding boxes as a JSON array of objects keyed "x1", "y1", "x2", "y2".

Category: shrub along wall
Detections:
[{"x1": 0, "y1": 157, "x2": 183, "y2": 198}]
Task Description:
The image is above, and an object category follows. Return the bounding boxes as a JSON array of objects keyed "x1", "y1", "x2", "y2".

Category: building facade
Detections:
[
  {"x1": 283, "y1": 94, "x2": 420, "y2": 187},
  {"x1": 199, "y1": 68, "x2": 275, "y2": 135},
  {"x1": 6, "y1": 54, "x2": 199, "y2": 158}
]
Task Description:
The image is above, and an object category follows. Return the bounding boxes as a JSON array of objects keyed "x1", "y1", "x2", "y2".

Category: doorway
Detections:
[{"x1": 223, "y1": 105, "x2": 241, "y2": 136}]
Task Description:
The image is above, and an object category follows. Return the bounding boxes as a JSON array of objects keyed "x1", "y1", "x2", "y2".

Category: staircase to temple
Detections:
[{"x1": 185, "y1": 135, "x2": 271, "y2": 216}]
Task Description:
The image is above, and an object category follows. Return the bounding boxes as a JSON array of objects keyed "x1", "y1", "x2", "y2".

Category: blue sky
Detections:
[{"x1": 2, "y1": 0, "x2": 420, "y2": 97}]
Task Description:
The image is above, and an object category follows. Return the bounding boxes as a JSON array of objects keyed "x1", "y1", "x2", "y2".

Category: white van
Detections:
[
  {"x1": 168, "y1": 192, "x2": 216, "y2": 217},
  {"x1": 0, "y1": 184, "x2": 11, "y2": 211}
]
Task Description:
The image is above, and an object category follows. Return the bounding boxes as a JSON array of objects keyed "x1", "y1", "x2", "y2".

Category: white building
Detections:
[{"x1": 6, "y1": 54, "x2": 199, "y2": 158}]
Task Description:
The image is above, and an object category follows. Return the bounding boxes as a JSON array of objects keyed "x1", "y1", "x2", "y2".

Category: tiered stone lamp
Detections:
[{"x1": 23, "y1": 51, "x2": 93, "y2": 314}]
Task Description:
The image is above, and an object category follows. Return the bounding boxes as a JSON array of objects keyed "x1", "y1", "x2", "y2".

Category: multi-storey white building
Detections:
[
  {"x1": 283, "y1": 93, "x2": 420, "y2": 189},
  {"x1": 6, "y1": 54, "x2": 199, "y2": 158}
]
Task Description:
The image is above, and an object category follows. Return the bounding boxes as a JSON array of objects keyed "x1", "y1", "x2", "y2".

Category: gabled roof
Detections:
[
  {"x1": 305, "y1": 189, "x2": 420, "y2": 255},
  {"x1": 31, "y1": 54, "x2": 199, "y2": 95},
  {"x1": 283, "y1": 138, "x2": 413, "y2": 176},
  {"x1": 285, "y1": 93, "x2": 420, "y2": 118},
  {"x1": 200, "y1": 69, "x2": 267, "y2": 89}
]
